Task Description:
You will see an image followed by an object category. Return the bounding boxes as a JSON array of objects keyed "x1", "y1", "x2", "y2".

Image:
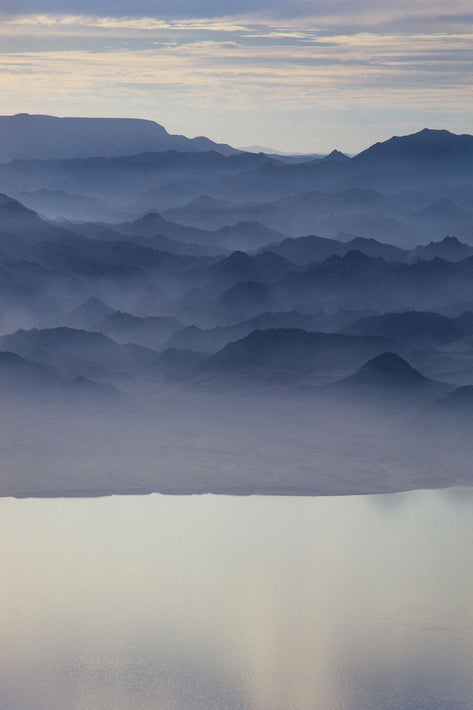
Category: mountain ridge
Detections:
[{"x1": 0, "y1": 114, "x2": 240, "y2": 162}]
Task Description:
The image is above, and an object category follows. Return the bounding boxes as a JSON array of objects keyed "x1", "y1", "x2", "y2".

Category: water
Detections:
[{"x1": 1, "y1": 489, "x2": 473, "y2": 709}]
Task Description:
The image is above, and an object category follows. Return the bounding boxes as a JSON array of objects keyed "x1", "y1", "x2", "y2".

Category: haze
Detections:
[{"x1": 0, "y1": 117, "x2": 473, "y2": 496}]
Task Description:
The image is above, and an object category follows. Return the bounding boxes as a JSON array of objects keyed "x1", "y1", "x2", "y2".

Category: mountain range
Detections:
[
  {"x1": 1, "y1": 117, "x2": 473, "y2": 496},
  {"x1": 0, "y1": 120, "x2": 471, "y2": 249}
]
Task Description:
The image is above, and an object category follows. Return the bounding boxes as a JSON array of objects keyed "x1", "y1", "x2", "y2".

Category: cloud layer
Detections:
[
  {"x1": 2, "y1": 0, "x2": 473, "y2": 30},
  {"x1": 1, "y1": 2, "x2": 471, "y2": 152}
]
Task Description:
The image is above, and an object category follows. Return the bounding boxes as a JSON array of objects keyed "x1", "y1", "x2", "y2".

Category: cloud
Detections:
[
  {"x1": 0, "y1": 31, "x2": 471, "y2": 109},
  {"x1": 2, "y1": 0, "x2": 285, "y2": 20},
  {"x1": 0, "y1": 1, "x2": 471, "y2": 152},
  {"x1": 0, "y1": 0, "x2": 472, "y2": 30}
]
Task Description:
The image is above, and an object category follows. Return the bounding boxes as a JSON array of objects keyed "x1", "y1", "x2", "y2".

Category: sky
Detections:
[{"x1": 0, "y1": 1, "x2": 471, "y2": 153}]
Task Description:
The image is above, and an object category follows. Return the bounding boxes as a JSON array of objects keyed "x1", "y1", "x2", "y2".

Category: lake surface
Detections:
[{"x1": 1, "y1": 489, "x2": 473, "y2": 710}]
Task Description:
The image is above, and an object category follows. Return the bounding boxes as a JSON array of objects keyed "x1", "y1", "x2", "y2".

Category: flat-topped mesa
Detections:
[{"x1": 0, "y1": 114, "x2": 239, "y2": 161}]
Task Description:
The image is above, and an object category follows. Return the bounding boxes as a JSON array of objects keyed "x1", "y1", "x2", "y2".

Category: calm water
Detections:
[{"x1": 1, "y1": 489, "x2": 473, "y2": 710}]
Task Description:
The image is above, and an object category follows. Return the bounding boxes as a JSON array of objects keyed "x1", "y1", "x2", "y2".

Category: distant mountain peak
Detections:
[
  {"x1": 187, "y1": 194, "x2": 234, "y2": 208},
  {"x1": 355, "y1": 127, "x2": 473, "y2": 163},
  {"x1": 360, "y1": 351, "x2": 423, "y2": 376},
  {"x1": 320, "y1": 149, "x2": 350, "y2": 162},
  {"x1": 67, "y1": 297, "x2": 114, "y2": 328},
  {"x1": 390, "y1": 128, "x2": 455, "y2": 145},
  {"x1": 83, "y1": 296, "x2": 110, "y2": 308},
  {"x1": 428, "y1": 234, "x2": 468, "y2": 250},
  {"x1": 417, "y1": 127, "x2": 453, "y2": 137},
  {"x1": 344, "y1": 249, "x2": 371, "y2": 261},
  {"x1": 226, "y1": 249, "x2": 251, "y2": 261}
]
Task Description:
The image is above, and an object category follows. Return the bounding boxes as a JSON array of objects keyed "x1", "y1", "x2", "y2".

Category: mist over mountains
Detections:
[{"x1": 1, "y1": 115, "x2": 473, "y2": 497}]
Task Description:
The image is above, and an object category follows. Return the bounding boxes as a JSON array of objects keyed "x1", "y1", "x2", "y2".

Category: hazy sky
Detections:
[{"x1": 0, "y1": 1, "x2": 471, "y2": 153}]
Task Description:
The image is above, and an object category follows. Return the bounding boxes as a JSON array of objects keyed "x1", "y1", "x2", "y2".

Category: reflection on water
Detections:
[{"x1": 0, "y1": 489, "x2": 473, "y2": 710}]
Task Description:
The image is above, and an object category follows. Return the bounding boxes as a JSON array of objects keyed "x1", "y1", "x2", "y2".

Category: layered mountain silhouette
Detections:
[
  {"x1": 197, "y1": 250, "x2": 297, "y2": 294},
  {"x1": 407, "y1": 199, "x2": 473, "y2": 242},
  {"x1": 262, "y1": 233, "x2": 410, "y2": 266},
  {"x1": 0, "y1": 124, "x2": 470, "y2": 246},
  {"x1": 68, "y1": 297, "x2": 184, "y2": 345},
  {"x1": 1, "y1": 120, "x2": 473, "y2": 496},
  {"x1": 68, "y1": 297, "x2": 115, "y2": 329},
  {"x1": 0, "y1": 192, "x2": 76, "y2": 251},
  {"x1": 272, "y1": 251, "x2": 473, "y2": 314},
  {"x1": 0, "y1": 114, "x2": 239, "y2": 161},
  {"x1": 161, "y1": 310, "x2": 341, "y2": 354},
  {"x1": 326, "y1": 352, "x2": 450, "y2": 410},
  {"x1": 106, "y1": 212, "x2": 283, "y2": 253},
  {"x1": 342, "y1": 310, "x2": 473, "y2": 347},
  {"x1": 0, "y1": 327, "x2": 158, "y2": 381},
  {"x1": 412, "y1": 236, "x2": 473, "y2": 262},
  {"x1": 90, "y1": 312, "x2": 183, "y2": 350},
  {"x1": 0, "y1": 349, "x2": 58, "y2": 396},
  {"x1": 0, "y1": 348, "x2": 125, "y2": 404},
  {"x1": 350, "y1": 128, "x2": 473, "y2": 189},
  {"x1": 199, "y1": 328, "x2": 399, "y2": 384},
  {"x1": 18, "y1": 189, "x2": 124, "y2": 223}
]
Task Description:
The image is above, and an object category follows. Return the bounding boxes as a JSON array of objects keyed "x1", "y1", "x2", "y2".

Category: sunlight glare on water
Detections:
[{"x1": 0, "y1": 489, "x2": 473, "y2": 710}]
